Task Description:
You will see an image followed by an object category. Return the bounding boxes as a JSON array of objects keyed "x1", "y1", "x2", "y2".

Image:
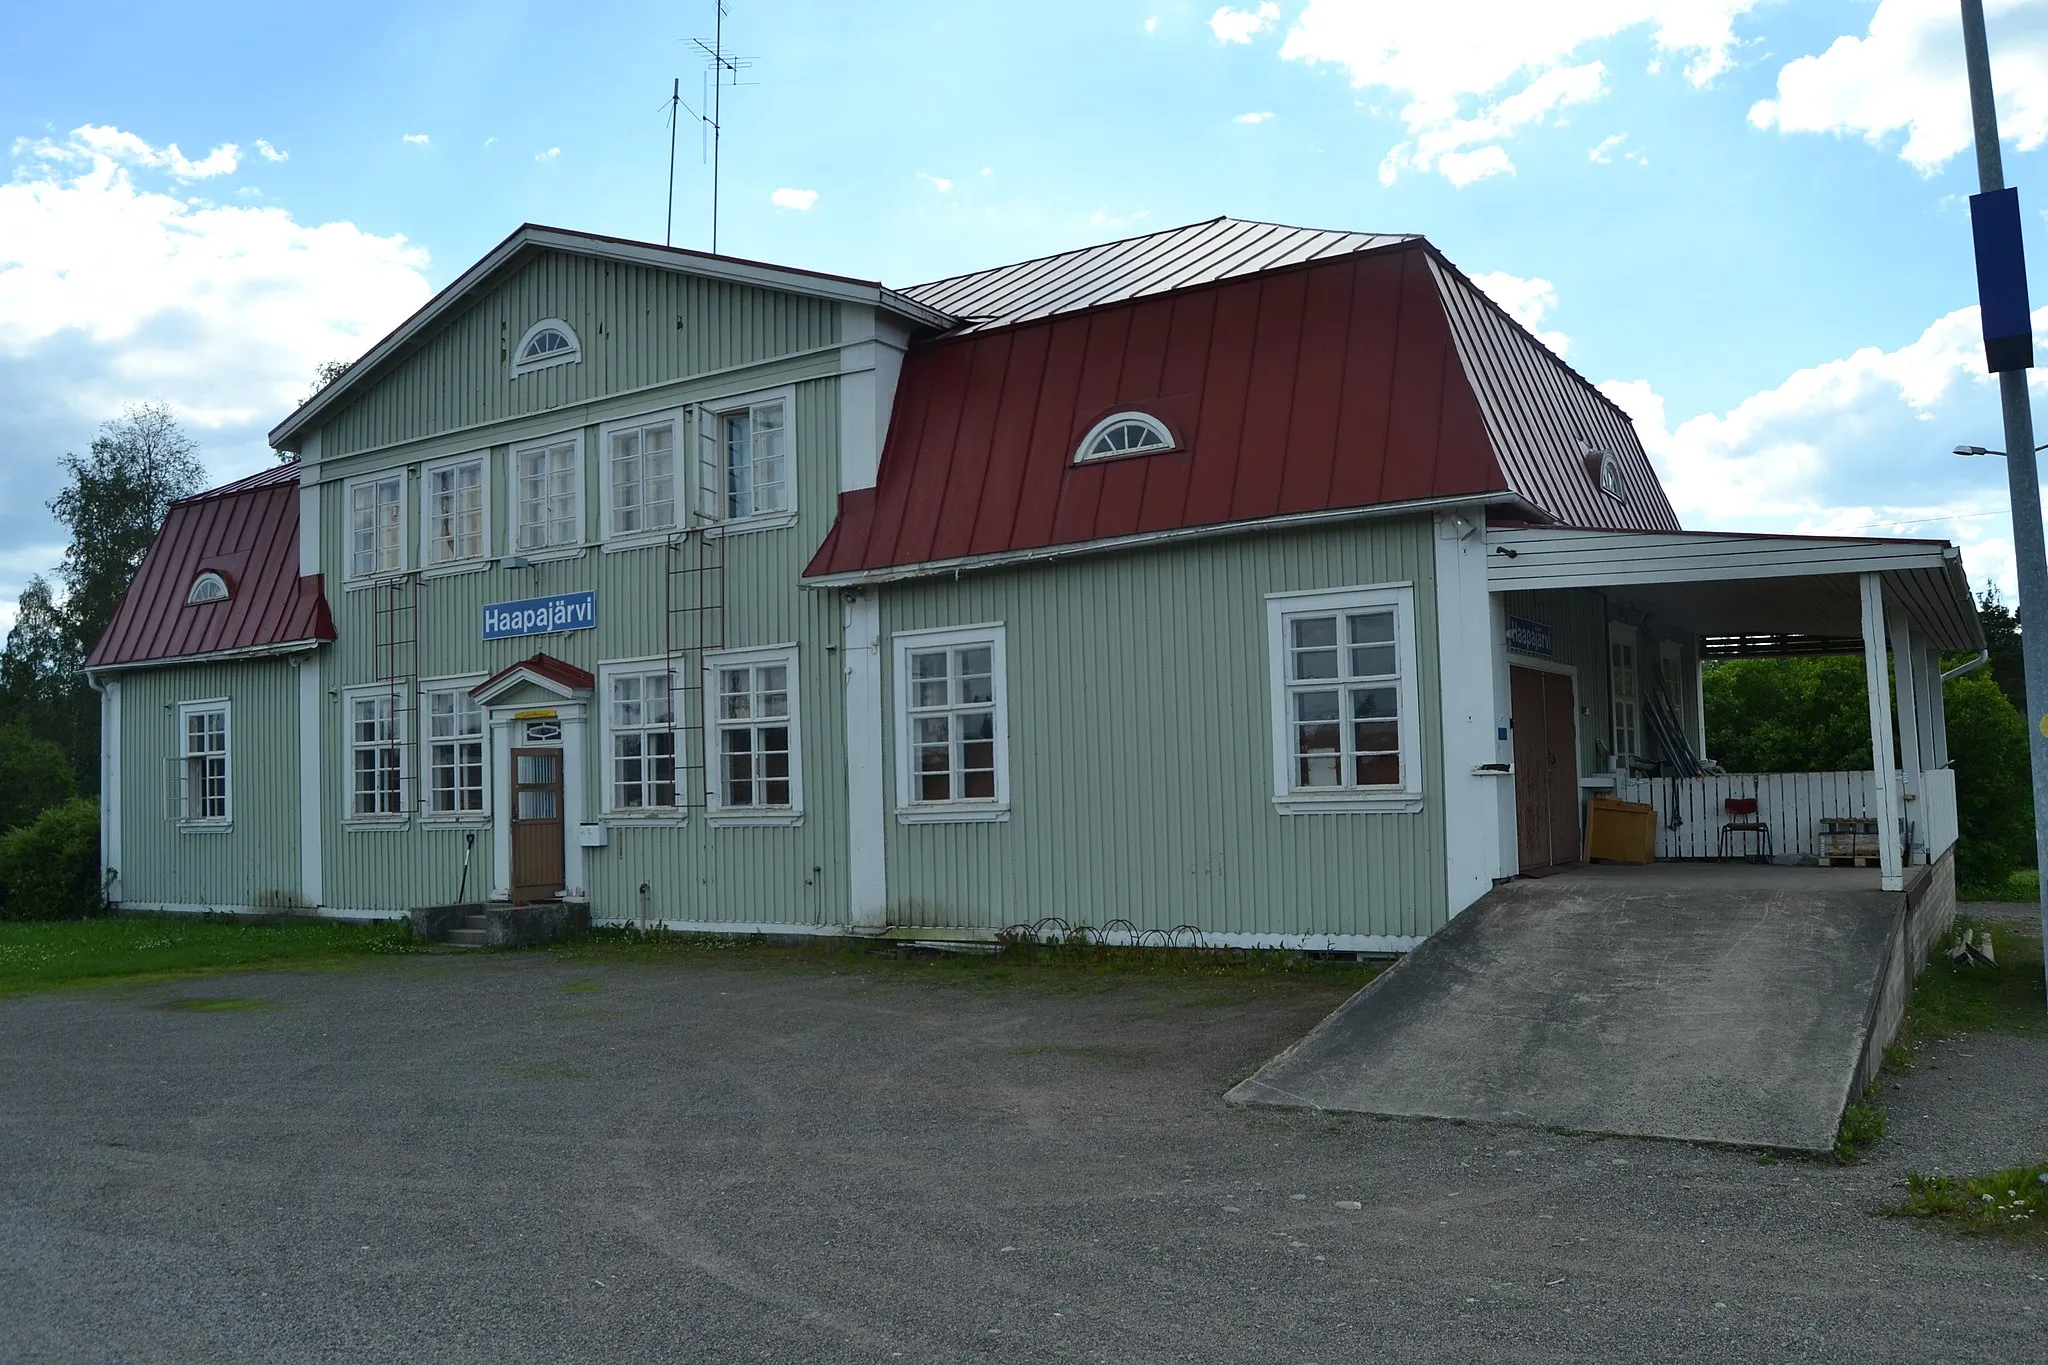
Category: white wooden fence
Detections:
[{"x1": 1612, "y1": 770, "x2": 1958, "y2": 864}]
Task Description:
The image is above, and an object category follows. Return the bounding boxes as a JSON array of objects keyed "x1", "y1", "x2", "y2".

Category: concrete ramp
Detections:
[{"x1": 1230, "y1": 864, "x2": 1936, "y2": 1151}]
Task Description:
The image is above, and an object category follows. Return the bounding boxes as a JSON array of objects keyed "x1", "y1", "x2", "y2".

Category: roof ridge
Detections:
[
  {"x1": 174, "y1": 462, "x2": 300, "y2": 505},
  {"x1": 904, "y1": 217, "x2": 1232, "y2": 296}
]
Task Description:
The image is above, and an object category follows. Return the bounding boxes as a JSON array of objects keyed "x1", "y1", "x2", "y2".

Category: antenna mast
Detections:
[
  {"x1": 664, "y1": 77, "x2": 681, "y2": 248},
  {"x1": 674, "y1": 1, "x2": 753, "y2": 255}
]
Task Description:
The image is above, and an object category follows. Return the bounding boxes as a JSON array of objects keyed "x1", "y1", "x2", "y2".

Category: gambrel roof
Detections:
[
  {"x1": 86, "y1": 464, "x2": 335, "y2": 671},
  {"x1": 806, "y1": 226, "x2": 1677, "y2": 584}
]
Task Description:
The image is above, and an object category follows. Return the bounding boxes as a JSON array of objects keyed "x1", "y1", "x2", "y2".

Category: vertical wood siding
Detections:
[
  {"x1": 322, "y1": 252, "x2": 841, "y2": 459},
  {"x1": 117, "y1": 660, "x2": 303, "y2": 907},
  {"x1": 1499, "y1": 588, "x2": 1702, "y2": 777},
  {"x1": 875, "y1": 516, "x2": 1447, "y2": 940},
  {"x1": 314, "y1": 377, "x2": 848, "y2": 921}
]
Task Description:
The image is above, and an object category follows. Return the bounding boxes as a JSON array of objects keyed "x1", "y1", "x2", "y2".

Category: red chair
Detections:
[{"x1": 1718, "y1": 798, "x2": 1772, "y2": 863}]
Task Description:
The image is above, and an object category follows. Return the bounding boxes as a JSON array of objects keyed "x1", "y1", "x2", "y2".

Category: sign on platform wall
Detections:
[
  {"x1": 483, "y1": 590, "x2": 596, "y2": 641},
  {"x1": 1505, "y1": 616, "x2": 1553, "y2": 657}
]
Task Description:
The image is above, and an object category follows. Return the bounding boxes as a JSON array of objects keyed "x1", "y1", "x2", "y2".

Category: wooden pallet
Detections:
[{"x1": 1816, "y1": 855, "x2": 1881, "y2": 868}]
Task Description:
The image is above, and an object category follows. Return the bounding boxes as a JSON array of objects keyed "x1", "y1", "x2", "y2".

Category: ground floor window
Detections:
[
  {"x1": 177, "y1": 700, "x2": 229, "y2": 824},
  {"x1": 1265, "y1": 584, "x2": 1421, "y2": 812},
  {"x1": 423, "y1": 683, "x2": 486, "y2": 816},
  {"x1": 604, "y1": 664, "x2": 678, "y2": 812},
  {"x1": 347, "y1": 689, "x2": 406, "y2": 819},
  {"x1": 893, "y1": 624, "x2": 1008, "y2": 817},
  {"x1": 708, "y1": 646, "x2": 800, "y2": 816},
  {"x1": 1610, "y1": 621, "x2": 1639, "y2": 767}
]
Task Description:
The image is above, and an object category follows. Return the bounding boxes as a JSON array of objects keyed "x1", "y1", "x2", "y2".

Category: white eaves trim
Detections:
[
  {"x1": 270, "y1": 225, "x2": 958, "y2": 452},
  {"x1": 1486, "y1": 527, "x2": 1960, "y2": 591},
  {"x1": 85, "y1": 637, "x2": 323, "y2": 680}
]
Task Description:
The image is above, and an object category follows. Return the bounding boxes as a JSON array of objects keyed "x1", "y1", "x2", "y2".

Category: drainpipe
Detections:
[{"x1": 1940, "y1": 649, "x2": 1990, "y2": 683}]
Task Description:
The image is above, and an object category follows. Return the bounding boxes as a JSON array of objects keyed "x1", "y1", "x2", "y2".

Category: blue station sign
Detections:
[
  {"x1": 483, "y1": 590, "x2": 596, "y2": 641},
  {"x1": 1505, "y1": 615, "x2": 1553, "y2": 657}
]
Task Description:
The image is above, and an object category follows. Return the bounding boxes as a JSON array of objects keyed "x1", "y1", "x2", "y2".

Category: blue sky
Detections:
[{"x1": 5, "y1": 0, "x2": 2048, "y2": 617}]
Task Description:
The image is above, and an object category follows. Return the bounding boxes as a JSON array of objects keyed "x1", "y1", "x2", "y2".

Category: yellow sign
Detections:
[
  {"x1": 2039, "y1": 715, "x2": 2048, "y2": 740},
  {"x1": 514, "y1": 708, "x2": 558, "y2": 721}
]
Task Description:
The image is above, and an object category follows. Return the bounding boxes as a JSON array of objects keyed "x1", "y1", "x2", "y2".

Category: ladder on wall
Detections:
[
  {"x1": 663, "y1": 526, "x2": 726, "y2": 810},
  {"x1": 371, "y1": 573, "x2": 421, "y2": 812}
]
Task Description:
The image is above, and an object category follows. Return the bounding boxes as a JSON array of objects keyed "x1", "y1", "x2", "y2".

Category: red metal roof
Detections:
[
  {"x1": 806, "y1": 238, "x2": 1677, "y2": 581},
  {"x1": 470, "y1": 653, "x2": 596, "y2": 700},
  {"x1": 86, "y1": 463, "x2": 335, "y2": 670}
]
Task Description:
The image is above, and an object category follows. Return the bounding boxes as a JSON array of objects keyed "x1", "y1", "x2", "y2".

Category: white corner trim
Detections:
[
  {"x1": 1433, "y1": 508, "x2": 1508, "y2": 914},
  {"x1": 101, "y1": 679, "x2": 121, "y2": 902},
  {"x1": 842, "y1": 593, "x2": 888, "y2": 929},
  {"x1": 298, "y1": 475, "x2": 321, "y2": 577},
  {"x1": 297, "y1": 657, "x2": 323, "y2": 908}
]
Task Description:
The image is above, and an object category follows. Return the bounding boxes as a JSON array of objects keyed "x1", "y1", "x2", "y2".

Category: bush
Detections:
[
  {"x1": 0, "y1": 798, "x2": 103, "y2": 921},
  {"x1": 1944, "y1": 672, "x2": 2035, "y2": 890},
  {"x1": 0, "y1": 721, "x2": 76, "y2": 831}
]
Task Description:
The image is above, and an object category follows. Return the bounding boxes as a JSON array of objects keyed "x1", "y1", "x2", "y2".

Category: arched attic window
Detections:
[
  {"x1": 1075, "y1": 411, "x2": 1175, "y2": 463},
  {"x1": 1582, "y1": 442, "x2": 1628, "y2": 504},
  {"x1": 510, "y1": 318, "x2": 581, "y2": 378},
  {"x1": 187, "y1": 571, "x2": 230, "y2": 605}
]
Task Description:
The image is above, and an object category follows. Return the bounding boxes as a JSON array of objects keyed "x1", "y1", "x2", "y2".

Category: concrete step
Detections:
[
  {"x1": 445, "y1": 928, "x2": 488, "y2": 948},
  {"x1": 462, "y1": 913, "x2": 488, "y2": 930}
]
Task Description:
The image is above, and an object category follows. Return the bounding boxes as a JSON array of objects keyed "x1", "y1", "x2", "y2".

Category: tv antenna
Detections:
[{"x1": 666, "y1": 2, "x2": 755, "y2": 255}]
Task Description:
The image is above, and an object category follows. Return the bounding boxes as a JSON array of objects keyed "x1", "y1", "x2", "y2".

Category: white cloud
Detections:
[
  {"x1": 1211, "y1": 3, "x2": 1280, "y2": 45},
  {"x1": 30, "y1": 124, "x2": 242, "y2": 179},
  {"x1": 1470, "y1": 270, "x2": 1569, "y2": 353},
  {"x1": 253, "y1": 139, "x2": 288, "y2": 163},
  {"x1": 535, "y1": 147, "x2": 561, "y2": 163},
  {"x1": 919, "y1": 172, "x2": 953, "y2": 192},
  {"x1": 981, "y1": 166, "x2": 994, "y2": 176},
  {"x1": 1145, "y1": 15, "x2": 1159, "y2": 35},
  {"x1": 771, "y1": 187, "x2": 820, "y2": 211},
  {"x1": 1274, "y1": 1, "x2": 1758, "y2": 183},
  {"x1": 1750, "y1": 0, "x2": 2048, "y2": 173},
  {"x1": 1601, "y1": 304, "x2": 2039, "y2": 595},
  {"x1": 402, "y1": 132, "x2": 430, "y2": 147},
  {"x1": 1234, "y1": 110, "x2": 1277, "y2": 124},
  {"x1": 1589, "y1": 132, "x2": 1627, "y2": 163},
  {"x1": 0, "y1": 125, "x2": 432, "y2": 616}
]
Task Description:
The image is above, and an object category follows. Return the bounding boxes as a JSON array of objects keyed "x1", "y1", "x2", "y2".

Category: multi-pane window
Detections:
[
  {"x1": 1283, "y1": 610, "x2": 1402, "y2": 790},
  {"x1": 348, "y1": 474, "x2": 403, "y2": 578},
  {"x1": 716, "y1": 400, "x2": 789, "y2": 520},
  {"x1": 899, "y1": 635, "x2": 1004, "y2": 806},
  {"x1": 424, "y1": 458, "x2": 485, "y2": 565},
  {"x1": 179, "y1": 704, "x2": 229, "y2": 823},
  {"x1": 608, "y1": 668, "x2": 677, "y2": 811},
  {"x1": 609, "y1": 417, "x2": 678, "y2": 537},
  {"x1": 1610, "y1": 626, "x2": 1639, "y2": 764},
  {"x1": 349, "y1": 692, "x2": 405, "y2": 818},
  {"x1": 714, "y1": 655, "x2": 795, "y2": 810},
  {"x1": 514, "y1": 438, "x2": 580, "y2": 551},
  {"x1": 424, "y1": 686, "x2": 485, "y2": 816}
]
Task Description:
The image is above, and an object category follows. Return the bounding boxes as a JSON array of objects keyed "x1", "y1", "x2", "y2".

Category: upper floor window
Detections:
[
  {"x1": 348, "y1": 473, "x2": 405, "y2": 578},
  {"x1": 510, "y1": 319, "x2": 581, "y2": 377},
  {"x1": 423, "y1": 455, "x2": 487, "y2": 567},
  {"x1": 702, "y1": 394, "x2": 791, "y2": 523},
  {"x1": 186, "y1": 572, "x2": 229, "y2": 606},
  {"x1": 1586, "y1": 443, "x2": 1627, "y2": 503},
  {"x1": 1075, "y1": 412, "x2": 1174, "y2": 463},
  {"x1": 606, "y1": 413, "x2": 680, "y2": 539},
  {"x1": 512, "y1": 436, "x2": 581, "y2": 552}
]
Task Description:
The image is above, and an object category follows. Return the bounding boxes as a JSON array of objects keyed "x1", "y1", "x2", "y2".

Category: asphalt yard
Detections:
[{"x1": 1, "y1": 947, "x2": 2042, "y2": 1364}]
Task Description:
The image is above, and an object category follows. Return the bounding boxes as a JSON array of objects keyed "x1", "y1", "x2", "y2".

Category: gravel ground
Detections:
[{"x1": 1, "y1": 950, "x2": 2043, "y2": 1365}]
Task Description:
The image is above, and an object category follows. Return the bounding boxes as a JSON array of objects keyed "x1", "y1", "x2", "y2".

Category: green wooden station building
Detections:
[{"x1": 84, "y1": 218, "x2": 1984, "y2": 948}]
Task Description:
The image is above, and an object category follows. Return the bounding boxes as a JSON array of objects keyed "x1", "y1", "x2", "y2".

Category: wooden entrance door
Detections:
[
  {"x1": 1510, "y1": 666, "x2": 1583, "y2": 872},
  {"x1": 509, "y1": 748, "x2": 565, "y2": 904}
]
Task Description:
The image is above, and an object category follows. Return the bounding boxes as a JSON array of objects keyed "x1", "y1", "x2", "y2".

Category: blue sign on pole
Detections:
[
  {"x1": 483, "y1": 590, "x2": 596, "y2": 641},
  {"x1": 1971, "y1": 187, "x2": 2035, "y2": 372}
]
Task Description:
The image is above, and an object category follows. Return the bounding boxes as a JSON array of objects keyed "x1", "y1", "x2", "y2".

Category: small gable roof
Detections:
[
  {"x1": 86, "y1": 463, "x2": 336, "y2": 671},
  {"x1": 470, "y1": 653, "x2": 596, "y2": 703}
]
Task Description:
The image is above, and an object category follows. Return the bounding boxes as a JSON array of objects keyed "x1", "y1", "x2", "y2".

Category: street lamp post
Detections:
[{"x1": 1959, "y1": 0, "x2": 2048, "y2": 1008}]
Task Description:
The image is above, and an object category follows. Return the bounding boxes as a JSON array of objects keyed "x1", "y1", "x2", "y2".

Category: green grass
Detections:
[
  {"x1": 0, "y1": 914, "x2": 415, "y2": 997},
  {"x1": 543, "y1": 925, "x2": 1383, "y2": 996},
  {"x1": 1960, "y1": 868, "x2": 2039, "y2": 903},
  {"x1": 1892, "y1": 917, "x2": 2045, "y2": 1055},
  {"x1": 1834, "y1": 1089, "x2": 1888, "y2": 1162},
  {"x1": 1893, "y1": 1164, "x2": 2048, "y2": 1244}
]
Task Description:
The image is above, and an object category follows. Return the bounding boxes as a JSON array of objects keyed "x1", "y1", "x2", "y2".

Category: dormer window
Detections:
[
  {"x1": 1075, "y1": 412, "x2": 1175, "y2": 463},
  {"x1": 186, "y1": 571, "x2": 229, "y2": 605},
  {"x1": 511, "y1": 319, "x2": 581, "y2": 377},
  {"x1": 1585, "y1": 443, "x2": 1627, "y2": 504}
]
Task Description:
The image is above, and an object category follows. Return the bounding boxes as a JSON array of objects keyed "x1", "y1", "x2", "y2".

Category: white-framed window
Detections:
[
  {"x1": 345, "y1": 688, "x2": 408, "y2": 820},
  {"x1": 1074, "y1": 411, "x2": 1174, "y2": 463},
  {"x1": 422, "y1": 681, "x2": 487, "y2": 818},
  {"x1": 511, "y1": 434, "x2": 582, "y2": 553},
  {"x1": 421, "y1": 454, "x2": 488, "y2": 567},
  {"x1": 510, "y1": 318, "x2": 581, "y2": 377},
  {"x1": 177, "y1": 700, "x2": 230, "y2": 825},
  {"x1": 707, "y1": 645, "x2": 801, "y2": 822},
  {"x1": 697, "y1": 389, "x2": 793, "y2": 524},
  {"x1": 1265, "y1": 584, "x2": 1423, "y2": 814},
  {"x1": 602, "y1": 409, "x2": 682, "y2": 540},
  {"x1": 892, "y1": 624, "x2": 1009, "y2": 821},
  {"x1": 346, "y1": 472, "x2": 406, "y2": 579},
  {"x1": 1585, "y1": 442, "x2": 1627, "y2": 503},
  {"x1": 602, "y1": 662, "x2": 679, "y2": 814},
  {"x1": 1610, "y1": 621, "x2": 1639, "y2": 768},
  {"x1": 186, "y1": 571, "x2": 229, "y2": 606}
]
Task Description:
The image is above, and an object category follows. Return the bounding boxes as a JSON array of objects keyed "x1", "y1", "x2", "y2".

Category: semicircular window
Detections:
[
  {"x1": 187, "y1": 571, "x2": 230, "y2": 605},
  {"x1": 1075, "y1": 412, "x2": 1174, "y2": 463},
  {"x1": 511, "y1": 319, "x2": 582, "y2": 377}
]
